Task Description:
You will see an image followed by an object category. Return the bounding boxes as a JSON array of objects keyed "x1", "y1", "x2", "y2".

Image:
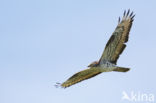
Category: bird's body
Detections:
[
  {"x1": 97, "y1": 60, "x2": 117, "y2": 72},
  {"x1": 56, "y1": 10, "x2": 135, "y2": 88}
]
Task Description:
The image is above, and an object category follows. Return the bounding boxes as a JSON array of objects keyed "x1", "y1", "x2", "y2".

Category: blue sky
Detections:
[{"x1": 0, "y1": 0, "x2": 156, "y2": 103}]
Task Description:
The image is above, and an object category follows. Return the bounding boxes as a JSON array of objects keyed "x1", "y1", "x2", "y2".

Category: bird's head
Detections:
[{"x1": 88, "y1": 61, "x2": 99, "y2": 67}]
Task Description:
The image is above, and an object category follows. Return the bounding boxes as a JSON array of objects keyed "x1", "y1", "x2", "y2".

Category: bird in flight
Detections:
[{"x1": 55, "y1": 10, "x2": 135, "y2": 88}]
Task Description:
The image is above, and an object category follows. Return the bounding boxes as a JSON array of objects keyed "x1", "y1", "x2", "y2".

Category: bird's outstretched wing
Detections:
[
  {"x1": 99, "y1": 10, "x2": 135, "y2": 64},
  {"x1": 59, "y1": 67, "x2": 101, "y2": 88}
]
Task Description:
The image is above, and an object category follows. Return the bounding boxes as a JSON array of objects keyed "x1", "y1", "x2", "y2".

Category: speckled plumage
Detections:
[{"x1": 56, "y1": 10, "x2": 135, "y2": 88}]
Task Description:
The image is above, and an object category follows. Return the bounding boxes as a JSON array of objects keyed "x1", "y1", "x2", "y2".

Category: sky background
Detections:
[{"x1": 0, "y1": 0, "x2": 156, "y2": 103}]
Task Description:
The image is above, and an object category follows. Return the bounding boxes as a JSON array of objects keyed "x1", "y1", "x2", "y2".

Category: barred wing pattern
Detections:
[
  {"x1": 99, "y1": 10, "x2": 135, "y2": 64},
  {"x1": 60, "y1": 67, "x2": 101, "y2": 88}
]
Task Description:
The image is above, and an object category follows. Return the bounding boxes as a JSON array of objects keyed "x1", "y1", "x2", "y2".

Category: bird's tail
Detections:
[
  {"x1": 113, "y1": 67, "x2": 130, "y2": 72},
  {"x1": 61, "y1": 67, "x2": 102, "y2": 88}
]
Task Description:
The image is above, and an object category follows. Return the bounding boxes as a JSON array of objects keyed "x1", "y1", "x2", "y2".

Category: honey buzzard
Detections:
[{"x1": 55, "y1": 10, "x2": 135, "y2": 88}]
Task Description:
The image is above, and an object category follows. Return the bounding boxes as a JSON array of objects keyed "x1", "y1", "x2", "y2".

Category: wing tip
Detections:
[
  {"x1": 121, "y1": 9, "x2": 135, "y2": 22},
  {"x1": 118, "y1": 17, "x2": 121, "y2": 23},
  {"x1": 54, "y1": 82, "x2": 62, "y2": 88},
  {"x1": 54, "y1": 82, "x2": 69, "y2": 89}
]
